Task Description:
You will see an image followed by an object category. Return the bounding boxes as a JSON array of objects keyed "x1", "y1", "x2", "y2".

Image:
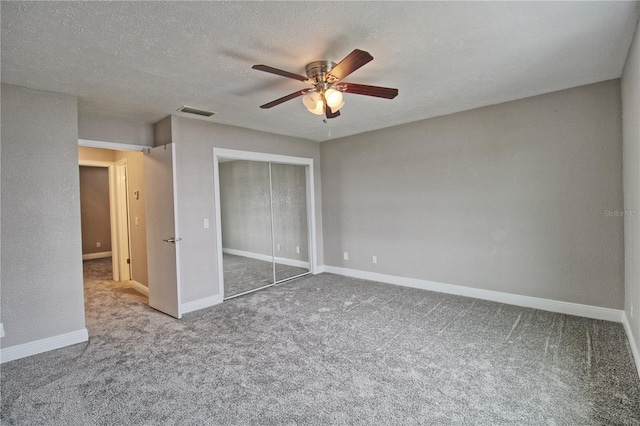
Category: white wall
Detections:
[
  {"x1": 622, "y1": 17, "x2": 640, "y2": 366},
  {"x1": 321, "y1": 80, "x2": 624, "y2": 309},
  {"x1": 169, "y1": 116, "x2": 323, "y2": 304},
  {"x1": 1, "y1": 84, "x2": 87, "y2": 352}
]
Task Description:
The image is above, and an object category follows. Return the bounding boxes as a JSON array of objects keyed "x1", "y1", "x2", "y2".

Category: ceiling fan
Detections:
[{"x1": 252, "y1": 49, "x2": 398, "y2": 120}]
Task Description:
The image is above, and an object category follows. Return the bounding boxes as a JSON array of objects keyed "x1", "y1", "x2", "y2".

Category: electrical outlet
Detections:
[
  {"x1": 96, "y1": 242, "x2": 101, "y2": 248},
  {"x1": 296, "y1": 246, "x2": 300, "y2": 254},
  {"x1": 0, "y1": 323, "x2": 5, "y2": 338},
  {"x1": 372, "y1": 255, "x2": 377, "y2": 264},
  {"x1": 203, "y1": 218, "x2": 209, "y2": 229},
  {"x1": 631, "y1": 303, "x2": 634, "y2": 319},
  {"x1": 343, "y1": 252, "x2": 349, "y2": 260},
  {"x1": 277, "y1": 244, "x2": 281, "y2": 251},
  {"x1": 135, "y1": 217, "x2": 139, "y2": 226}
]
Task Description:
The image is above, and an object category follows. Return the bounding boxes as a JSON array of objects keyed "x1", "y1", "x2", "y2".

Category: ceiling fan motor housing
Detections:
[{"x1": 305, "y1": 61, "x2": 337, "y2": 83}]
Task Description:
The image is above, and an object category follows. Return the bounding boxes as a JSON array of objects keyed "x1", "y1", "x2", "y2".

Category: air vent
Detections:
[{"x1": 177, "y1": 106, "x2": 215, "y2": 117}]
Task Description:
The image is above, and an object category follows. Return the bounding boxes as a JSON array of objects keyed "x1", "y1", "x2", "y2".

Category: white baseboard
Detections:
[
  {"x1": 82, "y1": 251, "x2": 112, "y2": 260},
  {"x1": 323, "y1": 266, "x2": 623, "y2": 323},
  {"x1": 314, "y1": 265, "x2": 326, "y2": 274},
  {"x1": 622, "y1": 312, "x2": 640, "y2": 379},
  {"x1": 180, "y1": 294, "x2": 223, "y2": 315},
  {"x1": 0, "y1": 328, "x2": 89, "y2": 364},
  {"x1": 223, "y1": 248, "x2": 310, "y2": 269},
  {"x1": 130, "y1": 280, "x2": 149, "y2": 297}
]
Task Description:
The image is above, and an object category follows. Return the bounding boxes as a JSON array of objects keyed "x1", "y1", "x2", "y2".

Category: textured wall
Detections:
[
  {"x1": 321, "y1": 80, "x2": 624, "y2": 309},
  {"x1": 622, "y1": 18, "x2": 640, "y2": 359},
  {"x1": 78, "y1": 147, "x2": 116, "y2": 162},
  {"x1": 171, "y1": 116, "x2": 322, "y2": 303},
  {"x1": 1, "y1": 83, "x2": 86, "y2": 347},
  {"x1": 79, "y1": 166, "x2": 112, "y2": 254},
  {"x1": 153, "y1": 116, "x2": 173, "y2": 146},
  {"x1": 78, "y1": 112, "x2": 154, "y2": 146}
]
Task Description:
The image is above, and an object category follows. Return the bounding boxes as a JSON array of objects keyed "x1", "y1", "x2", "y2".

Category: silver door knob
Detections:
[{"x1": 163, "y1": 237, "x2": 182, "y2": 243}]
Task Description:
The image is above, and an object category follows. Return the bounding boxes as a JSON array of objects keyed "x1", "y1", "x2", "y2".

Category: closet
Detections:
[{"x1": 216, "y1": 153, "x2": 312, "y2": 299}]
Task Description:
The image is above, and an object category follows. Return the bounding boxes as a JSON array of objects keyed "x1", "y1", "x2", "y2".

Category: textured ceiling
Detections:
[{"x1": 2, "y1": 1, "x2": 639, "y2": 142}]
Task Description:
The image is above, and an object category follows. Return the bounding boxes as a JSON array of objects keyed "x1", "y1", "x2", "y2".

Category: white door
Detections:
[{"x1": 144, "y1": 144, "x2": 181, "y2": 318}]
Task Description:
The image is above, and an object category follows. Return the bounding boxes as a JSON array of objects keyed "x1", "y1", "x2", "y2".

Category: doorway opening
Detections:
[{"x1": 78, "y1": 145, "x2": 149, "y2": 299}]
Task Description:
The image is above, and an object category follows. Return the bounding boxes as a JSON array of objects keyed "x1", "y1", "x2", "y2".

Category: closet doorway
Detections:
[{"x1": 213, "y1": 149, "x2": 317, "y2": 300}]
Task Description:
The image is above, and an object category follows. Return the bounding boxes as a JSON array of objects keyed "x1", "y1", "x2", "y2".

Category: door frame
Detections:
[
  {"x1": 78, "y1": 160, "x2": 121, "y2": 281},
  {"x1": 114, "y1": 159, "x2": 132, "y2": 281},
  {"x1": 213, "y1": 148, "x2": 318, "y2": 300}
]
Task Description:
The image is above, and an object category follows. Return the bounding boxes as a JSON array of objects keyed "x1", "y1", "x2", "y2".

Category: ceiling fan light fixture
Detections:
[
  {"x1": 302, "y1": 92, "x2": 325, "y2": 115},
  {"x1": 302, "y1": 92, "x2": 319, "y2": 109},
  {"x1": 302, "y1": 89, "x2": 344, "y2": 115},
  {"x1": 324, "y1": 89, "x2": 343, "y2": 109},
  {"x1": 308, "y1": 101, "x2": 325, "y2": 115},
  {"x1": 329, "y1": 100, "x2": 345, "y2": 114}
]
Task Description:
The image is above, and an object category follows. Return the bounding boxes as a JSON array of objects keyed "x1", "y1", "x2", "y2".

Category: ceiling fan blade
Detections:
[
  {"x1": 327, "y1": 49, "x2": 373, "y2": 81},
  {"x1": 321, "y1": 93, "x2": 340, "y2": 119},
  {"x1": 340, "y1": 83, "x2": 398, "y2": 99},
  {"x1": 259, "y1": 89, "x2": 310, "y2": 109},
  {"x1": 325, "y1": 105, "x2": 341, "y2": 119},
  {"x1": 252, "y1": 65, "x2": 309, "y2": 82}
]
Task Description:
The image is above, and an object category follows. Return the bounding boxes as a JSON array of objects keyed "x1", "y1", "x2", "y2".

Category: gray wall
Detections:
[
  {"x1": 78, "y1": 112, "x2": 154, "y2": 147},
  {"x1": 219, "y1": 161, "x2": 309, "y2": 262},
  {"x1": 79, "y1": 166, "x2": 112, "y2": 254},
  {"x1": 622, "y1": 18, "x2": 640, "y2": 358},
  {"x1": 1, "y1": 84, "x2": 86, "y2": 347},
  {"x1": 170, "y1": 116, "x2": 323, "y2": 304},
  {"x1": 321, "y1": 80, "x2": 624, "y2": 309}
]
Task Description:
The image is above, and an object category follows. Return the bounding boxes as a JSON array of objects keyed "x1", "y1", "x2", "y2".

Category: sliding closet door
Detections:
[
  {"x1": 219, "y1": 159, "x2": 274, "y2": 298},
  {"x1": 270, "y1": 163, "x2": 310, "y2": 282}
]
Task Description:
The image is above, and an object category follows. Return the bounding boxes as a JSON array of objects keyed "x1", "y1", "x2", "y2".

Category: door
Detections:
[
  {"x1": 271, "y1": 163, "x2": 310, "y2": 282},
  {"x1": 144, "y1": 144, "x2": 181, "y2": 318},
  {"x1": 219, "y1": 159, "x2": 275, "y2": 299}
]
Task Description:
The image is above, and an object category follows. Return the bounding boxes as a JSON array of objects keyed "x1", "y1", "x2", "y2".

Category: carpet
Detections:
[
  {"x1": 1, "y1": 260, "x2": 639, "y2": 424},
  {"x1": 223, "y1": 253, "x2": 308, "y2": 299}
]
